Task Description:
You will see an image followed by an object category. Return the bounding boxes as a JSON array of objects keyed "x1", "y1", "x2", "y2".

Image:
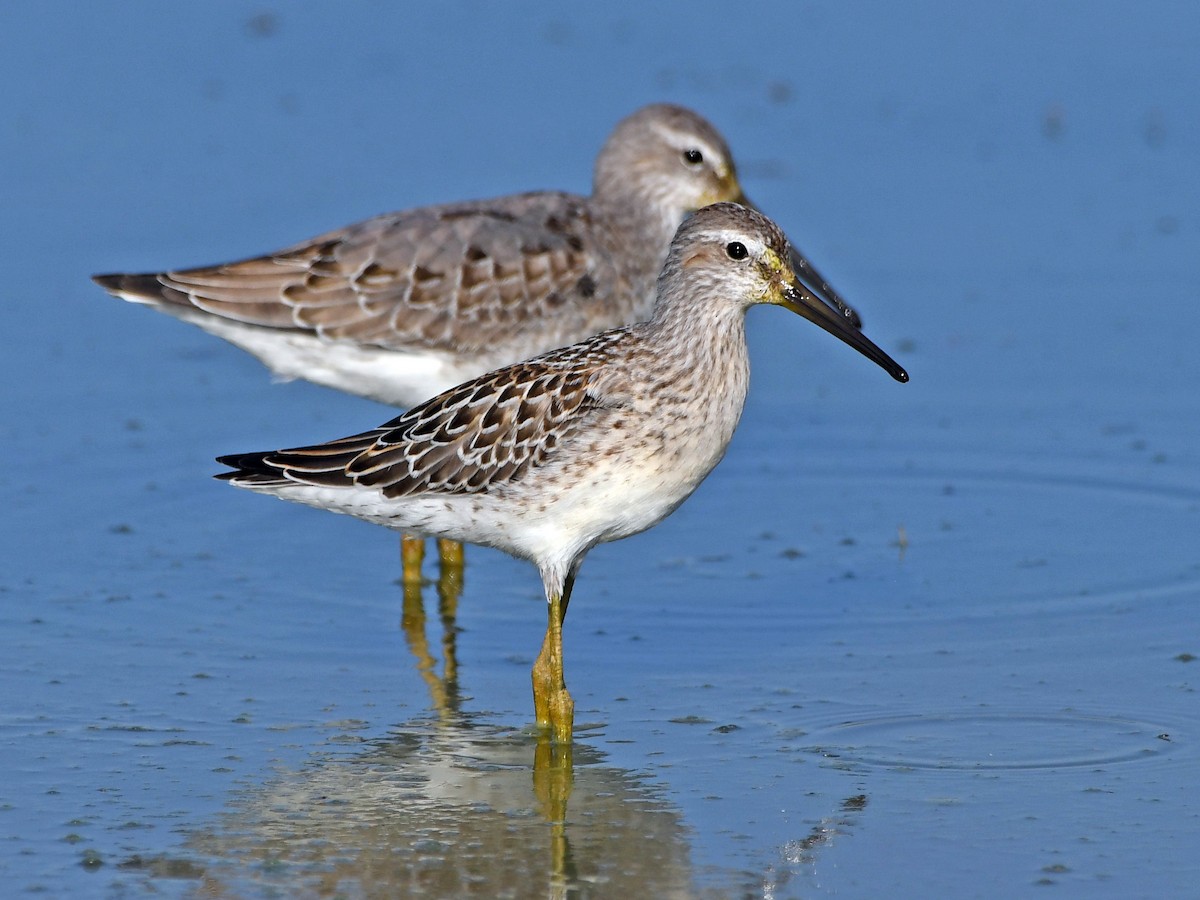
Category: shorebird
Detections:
[
  {"x1": 216, "y1": 203, "x2": 907, "y2": 743},
  {"x1": 93, "y1": 104, "x2": 862, "y2": 582}
]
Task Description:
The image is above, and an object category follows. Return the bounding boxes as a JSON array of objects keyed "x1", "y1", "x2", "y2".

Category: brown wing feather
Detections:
[
  {"x1": 125, "y1": 192, "x2": 608, "y2": 353},
  {"x1": 218, "y1": 329, "x2": 632, "y2": 495}
]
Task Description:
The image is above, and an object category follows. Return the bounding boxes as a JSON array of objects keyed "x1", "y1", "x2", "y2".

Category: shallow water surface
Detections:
[{"x1": 3, "y1": 3, "x2": 1200, "y2": 897}]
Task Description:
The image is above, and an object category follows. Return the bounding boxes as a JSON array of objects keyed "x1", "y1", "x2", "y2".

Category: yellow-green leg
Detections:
[
  {"x1": 437, "y1": 538, "x2": 465, "y2": 571},
  {"x1": 402, "y1": 537, "x2": 462, "y2": 584},
  {"x1": 532, "y1": 570, "x2": 577, "y2": 744},
  {"x1": 400, "y1": 534, "x2": 425, "y2": 585}
]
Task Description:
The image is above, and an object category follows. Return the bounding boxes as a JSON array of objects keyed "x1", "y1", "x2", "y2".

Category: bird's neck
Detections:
[
  {"x1": 645, "y1": 297, "x2": 752, "y2": 424},
  {"x1": 592, "y1": 192, "x2": 688, "y2": 314}
]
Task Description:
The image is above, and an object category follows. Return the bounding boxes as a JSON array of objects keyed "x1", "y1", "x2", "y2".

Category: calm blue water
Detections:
[{"x1": 3, "y1": 2, "x2": 1199, "y2": 897}]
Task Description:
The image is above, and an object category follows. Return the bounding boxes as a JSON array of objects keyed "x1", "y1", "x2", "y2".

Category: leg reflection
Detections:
[
  {"x1": 436, "y1": 550, "x2": 462, "y2": 688},
  {"x1": 399, "y1": 568, "x2": 462, "y2": 720},
  {"x1": 398, "y1": 547, "x2": 583, "y2": 897},
  {"x1": 533, "y1": 733, "x2": 577, "y2": 898}
]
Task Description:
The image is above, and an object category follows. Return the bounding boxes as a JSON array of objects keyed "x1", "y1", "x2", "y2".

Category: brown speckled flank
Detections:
[{"x1": 216, "y1": 204, "x2": 907, "y2": 744}]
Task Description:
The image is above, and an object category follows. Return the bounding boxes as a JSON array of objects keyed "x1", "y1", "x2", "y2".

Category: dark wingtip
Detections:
[
  {"x1": 215, "y1": 451, "x2": 284, "y2": 484},
  {"x1": 91, "y1": 272, "x2": 164, "y2": 298}
]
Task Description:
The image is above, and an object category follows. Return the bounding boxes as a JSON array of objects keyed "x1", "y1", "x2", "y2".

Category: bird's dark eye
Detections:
[
  {"x1": 683, "y1": 148, "x2": 704, "y2": 166},
  {"x1": 725, "y1": 241, "x2": 748, "y2": 260}
]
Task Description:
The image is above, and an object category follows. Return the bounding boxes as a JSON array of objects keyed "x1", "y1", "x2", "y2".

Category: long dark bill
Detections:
[
  {"x1": 739, "y1": 194, "x2": 864, "y2": 330},
  {"x1": 788, "y1": 244, "x2": 863, "y2": 330},
  {"x1": 780, "y1": 278, "x2": 909, "y2": 383}
]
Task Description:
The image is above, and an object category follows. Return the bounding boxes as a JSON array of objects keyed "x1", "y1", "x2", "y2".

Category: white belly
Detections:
[{"x1": 173, "y1": 309, "x2": 492, "y2": 407}]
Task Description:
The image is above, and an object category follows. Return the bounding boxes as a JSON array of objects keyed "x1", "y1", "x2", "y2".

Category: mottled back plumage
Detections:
[
  {"x1": 220, "y1": 328, "x2": 632, "y2": 498},
  {"x1": 98, "y1": 193, "x2": 617, "y2": 355}
]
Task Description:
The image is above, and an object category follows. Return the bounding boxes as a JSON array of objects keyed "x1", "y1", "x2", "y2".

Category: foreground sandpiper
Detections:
[
  {"x1": 216, "y1": 203, "x2": 907, "y2": 743},
  {"x1": 92, "y1": 104, "x2": 862, "y2": 582}
]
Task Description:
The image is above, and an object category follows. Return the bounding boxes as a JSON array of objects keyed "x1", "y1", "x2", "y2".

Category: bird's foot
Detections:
[{"x1": 532, "y1": 653, "x2": 575, "y2": 744}]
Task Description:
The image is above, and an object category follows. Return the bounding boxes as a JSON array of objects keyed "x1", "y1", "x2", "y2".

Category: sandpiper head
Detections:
[
  {"x1": 668, "y1": 203, "x2": 909, "y2": 383},
  {"x1": 594, "y1": 104, "x2": 745, "y2": 230}
]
